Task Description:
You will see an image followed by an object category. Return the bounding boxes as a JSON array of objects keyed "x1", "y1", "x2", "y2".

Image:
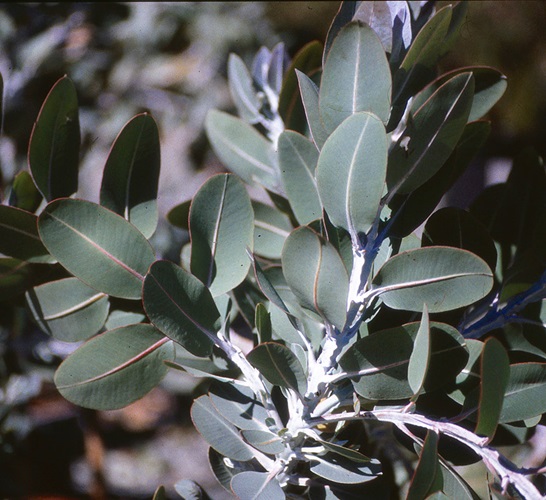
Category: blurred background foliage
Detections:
[{"x1": 0, "y1": 2, "x2": 544, "y2": 498}]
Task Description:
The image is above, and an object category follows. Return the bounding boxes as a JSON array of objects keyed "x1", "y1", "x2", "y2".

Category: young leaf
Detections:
[
  {"x1": 372, "y1": 246, "x2": 493, "y2": 313},
  {"x1": 408, "y1": 304, "x2": 430, "y2": 397},
  {"x1": 282, "y1": 226, "x2": 349, "y2": 330},
  {"x1": 54, "y1": 324, "x2": 174, "y2": 410},
  {"x1": 100, "y1": 113, "x2": 160, "y2": 238},
  {"x1": 278, "y1": 130, "x2": 322, "y2": 225},
  {"x1": 38, "y1": 199, "x2": 155, "y2": 299},
  {"x1": 191, "y1": 395, "x2": 254, "y2": 461},
  {"x1": 8, "y1": 170, "x2": 43, "y2": 213},
  {"x1": 252, "y1": 201, "x2": 292, "y2": 259},
  {"x1": 475, "y1": 338, "x2": 509, "y2": 438},
  {"x1": 205, "y1": 110, "x2": 279, "y2": 192},
  {"x1": 320, "y1": 22, "x2": 392, "y2": 130},
  {"x1": 0, "y1": 205, "x2": 54, "y2": 263},
  {"x1": 296, "y1": 70, "x2": 329, "y2": 149},
  {"x1": 407, "y1": 431, "x2": 440, "y2": 500},
  {"x1": 143, "y1": 260, "x2": 219, "y2": 357},
  {"x1": 247, "y1": 342, "x2": 307, "y2": 394},
  {"x1": 228, "y1": 53, "x2": 261, "y2": 124},
  {"x1": 28, "y1": 76, "x2": 80, "y2": 201},
  {"x1": 230, "y1": 471, "x2": 285, "y2": 500},
  {"x1": 387, "y1": 73, "x2": 475, "y2": 195},
  {"x1": 26, "y1": 277, "x2": 109, "y2": 342},
  {"x1": 316, "y1": 112, "x2": 388, "y2": 237},
  {"x1": 190, "y1": 173, "x2": 254, "y2": 297}
]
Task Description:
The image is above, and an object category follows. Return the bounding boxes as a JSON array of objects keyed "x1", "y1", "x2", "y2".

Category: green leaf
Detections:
[
  {"x1": 317, "y1": 112, "x2": 388, "y2": 236},
  {"x1": 372, "y1": 246, "x2": 494, "y2": 313},
  {"x1": 247, "y1": 342, "x2": 307, "y2": 394},
  {"x1": 209, "y1": 448, "x2": 253, "y2": 492},
  {"x1": 0, "y1": 258, "x2": 33, "y2": 301},
  {"x1": 255, "y1": 303, "x2": 272, "y2": 344},
  {"x1": 308, "y1": 452, "x2": 381, "y2": 484},
  {"x1": 296, "y1": 71, "x2": 329, "y2": 149},
  {"x1": 153, "y1": 485, "x2": 167, "y2": 500},
  {"x1": 100, "y1": 113, "x2": 160, "y2": 238},
  {"x1": 205, "y1": 110, "x2": 279, "y2": 191},
  {"x1": 278, "y1": 130, "x2": 322, "y2": 225},
  {"x1": 54, "y1": 324, "x2": 174, "y2": 410},
  {"x1": 0, "y1": 205, "x2": 54, "y2": 263},
  {"x1": 252, "y1": 201, "x2": 291, "y2": 259},
  {"x1": 209, "y1": 382, "x2": 270, "y2": 432},
  {"x1": 282, "y1": 226, "x2": 349, "y2": 329},
  {"x1": 320, "y1": 22, "x2": 391, "y2": 131},
  {"x1": 499, "y1": 363, "x2": 546, "y2": 423},
  {"x1": 407, "y1": 431, "x2": 440, "y2": 500},
  {"x1": 408, "y1": 305, "x2": 430, "y2": 397},
  {"x1": 143, "y1": 260, "x2": 219, "y2": 357},
  {"x1": 411, "y1": 67, "x2": 507, "y2": 123},
  {"x1": 388, "y1": 73, "x2": 475, "y2": 195},
  {"x1": 190, "y1": 174, "x2": 254, "y2": 297},
  {"x1": 317, "y1": 440, "x2": 371, "y2": 463},
  {"x1": 104, "y1": 310, "x2": 146, "y2": 330},
  {"x1": 278, "y1": 41, "x2": 323, "y2": 132},
  {"x1": 8, "y1": 170, "x2": 43, "y2": 212},
  {"x1": 26, "y1": 277, "x2": 109, "y2": 342},
  {"x1": 438, "y1": 460, "x2": 481, "y2": 500},
  {"x1": 38, "y1": 199, "x2": 155, "y2": 299},
  {"x1": 228, "y1": 54, "x2": 261, "y2": 124},
  {"x1": 422, "y1": 208, "x2": 497, "y2": 272},
  {"x1": 475, "y1": 338, "x2": 509, "y2": 438},
  {"x1": 191, "y1": 395, "x2": 254, "y2": 461},
  {"x1": 167, "y1": 199, "x2": 191, "y2": 230},
  {"x1": 230, "y1": 471, "x2": 285, "y2": 500},
  {"x1": 340, "y1": 322, "x2": 468, "y2": 400},
  {"x1": 28, "y1": 75, "x2": 80, "y2": 201},
  {"x1": 241, "y1": 429, "x2": 285, "y2": 455}
]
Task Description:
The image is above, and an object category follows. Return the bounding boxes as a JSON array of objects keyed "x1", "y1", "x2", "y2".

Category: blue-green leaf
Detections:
[
  {"x1": 408, "y1": 305, "x2": 430, "y2": 397},
  {"x1": 296, "y1": 70, "x2": 329, "y2": 149},
  {"x1": 231, "y1": 471, "x2": 284, "y2": 500}
]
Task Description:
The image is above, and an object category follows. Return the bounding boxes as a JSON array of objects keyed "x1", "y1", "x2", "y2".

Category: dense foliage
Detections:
[{"x1": 1, "y1": 1, "x2": 545, "y2": 498}]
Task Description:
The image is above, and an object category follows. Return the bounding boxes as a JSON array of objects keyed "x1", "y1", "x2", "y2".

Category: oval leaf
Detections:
[
  {"x1": 319, "y1": 22, "x2": 391, "y2": 130},
  {"x1": 317, "y1": 112, "x2": 388, "y2": 236},
  {"x1": 143, "y1": 260, "x2": 219, "y2": 357},
  {"x1": 38, "y1": 199, "x2": 155, "y2": 299},
  {"x1": 253, "y1": 201, "x2": 292, "y2": 259},
  {"x1": 54, "y1": 324, "x2": 173, "y2": 410},
  {"x1": 28, "y1": 76, "x2": 80, "y2": 201},
  {"x1": 372, "y1": 246, "x2": 494, "y2": 313},
  {"x1": 231, "y1": 471, "x2": 285, "y2": 500},
  {"x1": 100, "y1": 113, "x2": 160, "y2": 238},
  {"x1": 282, "y1": 226, "x2": 349, "y2": 329},
  {"x1": 26, "y1": 277, "x2": 109, "y2": 342},
  {"x1": 308, "y1": 453, "x2": 381, "y2": 484},
  {"x1": 190, "y1": 174, "x2": 254, "y2": 297}
]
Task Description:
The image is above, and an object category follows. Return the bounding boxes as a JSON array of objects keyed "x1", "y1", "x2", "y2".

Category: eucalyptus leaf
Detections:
[
  {"x1": 38, "y1": 199, "x2": 155, "y2": 299},
  {"x1": 252, "y1": 201, "x2": 291, "y2": 259},
  {"x1": 8, "y1": 170, "x2": 42, "y2": 213},
  {"x1": 230, "y1": 471, "x2": 285, "y2": 500},
  {"x1": 407, "y1": 431, "x2": 440, "y2": 500},
  {"x1": 241, "y1": 429, "x2": 284, "y2": 455},
  {"x1": 228, "y1": 53, "x2": 261, "y2": 124},
  {"x1": 296, "y1": 70, "x2": 329, "y2": 149},
  {"x1": 54, "y1": 324, "x2": 174, "y2": 410},
  {"x1": 316, "y1": 112, "x2": 388, "y2": 236},
  {"x1": 28, "y1": 75, "x2": 80, "y2": 201},
  {"x1": 308, "y1": 452, "x2": 381, "y2": 484},
  {"x1": 408, "y1": 305, "x2": 430, "y2": 397},
  {"x1": 167, "y1": 199, "x2": 191, "y2": 230},
  {"x1": 190, "y1": 173, "x2": 254, "y2": 296},
  {"x1": 100, "y1": 113, "x2": 160, "y2": 238}
]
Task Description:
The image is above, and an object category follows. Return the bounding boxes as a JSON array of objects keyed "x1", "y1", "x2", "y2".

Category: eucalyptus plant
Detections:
[{"x1": 1, "y1": 1, "x2": 545, "y2": 498}]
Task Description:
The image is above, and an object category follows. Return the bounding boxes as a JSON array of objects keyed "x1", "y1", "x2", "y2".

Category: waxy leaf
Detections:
[
  {"x1": 317, "y1": 112, "x2": 388, "y2": 236},
  {"x1": 205, "y1": 110, "x2": 279, "y2": 192},
  {"x1": 320, "y1": 22, "x2": 391, "y2": 130},
  {"x1": 231, "y1": 471, "x2": 285, "y2": 500},
  {"x1": 408, "y1": 305, "x2": 430, "y2": 397},
  {"x1": 209, "y1": 382, "x2": 270, "y2": 432},
  {"x1": 296, "y1": 71, "x2": 329, "y2": 149},
  {"x1": 387, "y1": 73, "x2": 475, "y2": 194},
  {"x1": 28, "y1": 76, "x2": 80, "y2": 201},
  {"x1": 8, "y1": 170, "x2": 42, "y2": 213},
  {"x1": 255, "y1": 303, "x2": 272, "y2": 344},
  {"x1": 191, "y1": 395, "x2": 254, "y2": 461},
  {"x1": 241, "y1": 429, "x2": 284, "y2": 455},
  {"x1": 252, "y1": 201, "x2": 291, "y2": 259},
  {"x1": 0, "y1": 205, "x2": 53, "y2": 263},
  {"x1": 38, "y1": 199, "x2": 155, "y2": 299},
  {"x1": 247, "y1": 342, "x2": 307, "y2": 394},
  {"x1": 278, "y1": 130, "x2": 322, "y2": 225},
  {"x1": 475, "y1": 338, "x2": 509, "y2": 438},
  {"x1": 282, "y1": 226, "x2": 349, "y2": 329},
  {"x1": 100, "y1": 113, "x2": 160, "y2": 238},
  {"x1": 54, "y1": 324, "x2": 174, "y2": 410},
  {"x1": 340, "y1": 322, "x2": 468, "y2": 400},
  {"x1": 143, "y1": 260, "x2": 219, "y2": 357},
  {"x1": 209, "y1": 448, "x2": 254, "y2": 493},
  {"x1": 372, "y1": 246, "x2": 493, "y2": 313},
  {"x1": 190, "y1": 174, "x2": 254, "y2": 297},
  {"x1": 407, "y1": 432, "x2": 440, "y2": 500},
  {"x1": 26, "y1": 277, "x2": 108, "y2": 342},
  {"x1": 228, "y1": 53, "x2": 261, "y2": 124},
  {"x1": 308, "y1": 452, "x2": 381, "y2": 484}
]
